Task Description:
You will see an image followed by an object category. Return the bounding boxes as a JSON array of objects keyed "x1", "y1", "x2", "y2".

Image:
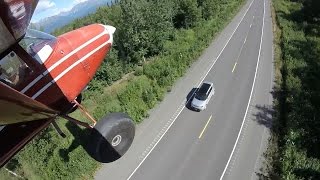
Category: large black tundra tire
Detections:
[{"x1": 87, "y1": 112, "x2": 135, "y2": 163}]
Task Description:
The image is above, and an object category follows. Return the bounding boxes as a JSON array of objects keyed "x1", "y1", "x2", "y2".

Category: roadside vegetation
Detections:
[
  {"x1": 262, "y1": 0, "x2": 320, "y2": 179},
  {"x1": 0, "y1": 0, "x2": 245, "y2": 179}
]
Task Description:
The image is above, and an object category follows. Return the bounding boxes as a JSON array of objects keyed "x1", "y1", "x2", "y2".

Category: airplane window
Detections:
[
  {"x1": 0, "y1": 51, "x2": 32, "y2": 88},
  {"x1": 19, "y1": 29, "x2": 57, "y2": 64}
]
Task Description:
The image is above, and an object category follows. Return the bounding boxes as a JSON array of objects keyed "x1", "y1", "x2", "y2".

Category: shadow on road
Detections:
[{"x1": 253, "y1": 104, "x2": 274, "y2": 129}]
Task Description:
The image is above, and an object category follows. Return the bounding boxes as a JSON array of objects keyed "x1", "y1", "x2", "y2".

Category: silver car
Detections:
[{"x1": 191, "y1": 82, "x2": 215, "y2": 111}]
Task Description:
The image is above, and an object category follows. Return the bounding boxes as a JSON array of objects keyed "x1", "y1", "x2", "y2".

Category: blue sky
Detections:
[{"x1": 32, "y1": 0, "x2": 89, "y2": 22}]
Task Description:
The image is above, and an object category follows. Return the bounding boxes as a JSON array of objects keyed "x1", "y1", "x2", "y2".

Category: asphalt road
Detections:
[{"x1": 95, "y1": 0, "x2": 273, "y2": 179}]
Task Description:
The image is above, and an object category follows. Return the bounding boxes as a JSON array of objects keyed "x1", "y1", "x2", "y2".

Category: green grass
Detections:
[
  {"x1": 0, "y1": 1, "x2": 246, "y2": 179},
  {"x1": 261, "y1": 0, "x2": 320, "y2": 179}
]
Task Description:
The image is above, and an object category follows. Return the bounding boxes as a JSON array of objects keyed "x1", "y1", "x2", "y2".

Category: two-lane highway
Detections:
[
  {"x1": 127, "y1": 0, "x2": 270, "y2": 179},
  {"x1": 95, "y1": 0, "x2": 273, "y2": 179}
]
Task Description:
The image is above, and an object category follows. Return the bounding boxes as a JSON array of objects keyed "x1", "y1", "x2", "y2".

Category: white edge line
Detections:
[
  {"x1": 196, "y1": 0, "x2": 255, "y2": 87},
  {"x1": 219, "y1": 0, "x2": 265, "y2": 179},
  {"x1": 126, "y1": 0, "x2": 255, "y2": 179},
  {"x1": 21, "y1": 26, "x2": 108, "y2": 94},
  {"x1": 252, "y1": 2, "x2": 274, "y2": 178},
  {"x1": 31, "y1": 39, "x2": 112, "y2": 99}
]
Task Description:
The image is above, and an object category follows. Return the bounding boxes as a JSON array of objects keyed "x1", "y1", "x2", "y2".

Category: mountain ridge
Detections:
[{"x1": 32, "y1": 0, "x2": 112, "y2": 33}]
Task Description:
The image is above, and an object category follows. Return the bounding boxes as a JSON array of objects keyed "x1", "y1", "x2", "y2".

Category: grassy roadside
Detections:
[
  {"x1": 0, "y1": 1, "x2": 246, "y2": 179},
  {"x1": 258, "y1": 1, "x2": 282, "y2": 179},
  {"x1": 261, "y1": 0, "x2": 320, "y2": 179}
]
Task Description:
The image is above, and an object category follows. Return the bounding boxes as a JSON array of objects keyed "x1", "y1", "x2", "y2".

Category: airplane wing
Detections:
[
  {"x1": 0, "y1": 82, "x2": 58, "y2": 167},
  {"x1": 0, "y1": 0, "x2": 57, "y2": 168},
  {"x1": 0, "y1": 82, "x2": 57, "y2": 125},
  {"x1": 0, "y1": 118, "x2": 54, "y2": 167},
  {"x1": 0, "y1": 0, "x2": 39, "y2": 54}
]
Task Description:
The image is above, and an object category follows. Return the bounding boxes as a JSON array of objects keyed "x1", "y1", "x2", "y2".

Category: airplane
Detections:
[{"x1": 0, "y1": 0, "x2": 135, "y2": 167}]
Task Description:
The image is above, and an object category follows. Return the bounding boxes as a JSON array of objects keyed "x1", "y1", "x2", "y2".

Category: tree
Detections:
[
  {"x1": 117, "y1": 0, "x2": 175, "y2": 63},
  {"x1": 143, "y1": 0, "x2": 175, "y2": 56},
  {"x1": 303, "y1": 0, "x2": 320, "y2": 23},
  {"x1": 116, "y1": 0, "x2": 148, "y2": 63},
  {"x1": 200, "y1": 0, "x2": 219, "y2": 20},
  {"x1": 173, "y1": 0, "x2": 201, "y2": 29}
]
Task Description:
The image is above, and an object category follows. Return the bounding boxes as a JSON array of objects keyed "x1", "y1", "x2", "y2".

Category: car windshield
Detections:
[
  {"x1": 195, "y1": 83, "x2": 210, "y2": 101},
  {"x1": 19, "y1": 29, "x2": 57, "y2": 64}
]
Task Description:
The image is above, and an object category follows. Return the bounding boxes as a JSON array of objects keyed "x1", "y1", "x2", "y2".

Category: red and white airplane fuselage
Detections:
[
  {"x1": 18, "y1": 24, "x2": 115, "y2": 112},
  {"x1": 0, "y1": 0, "x2": 135, "y2": 167}
]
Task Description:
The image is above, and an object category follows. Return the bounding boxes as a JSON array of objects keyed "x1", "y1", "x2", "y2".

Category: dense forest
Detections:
[
  {"x1": 53, "y1": 0, "x2": 239, "y2": 89},
  {"x1": 265, "y1": 0, "x2": 320, "y2": 179},
  {"x1": 0, "y1": 0, "x2": 245, "y2": 179}
]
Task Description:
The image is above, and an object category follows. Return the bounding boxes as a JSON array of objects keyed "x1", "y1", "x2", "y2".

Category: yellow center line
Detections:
[
  {"x1": 198, "y1": 115, "x2": 213, "y2": 139},
  {"x1": 232, "y1": 62, "x2": 237, "y2": 73}
]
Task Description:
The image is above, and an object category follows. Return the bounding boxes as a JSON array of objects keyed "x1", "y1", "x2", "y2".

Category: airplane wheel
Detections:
[{"x1": 87, "y1": 112, "x2": 135, "y2": 163}]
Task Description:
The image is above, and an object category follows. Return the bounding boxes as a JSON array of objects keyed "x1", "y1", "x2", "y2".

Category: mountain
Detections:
[{"x1": 33, "y1": 0, "x2": 112, "y2": 33}]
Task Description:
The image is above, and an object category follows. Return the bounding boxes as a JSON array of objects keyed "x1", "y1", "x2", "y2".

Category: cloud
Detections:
[
  {"x1": 34, "y1": 0, "x2": 56, "y2": 13},
  {"x1": 73, "y1": 0, "x2": 89, "y2": 5}
]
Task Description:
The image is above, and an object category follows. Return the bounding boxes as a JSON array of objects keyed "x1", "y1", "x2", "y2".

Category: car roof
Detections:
[{"x1": 198, "y1": 82, "x2": 212, "y2": 94}]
